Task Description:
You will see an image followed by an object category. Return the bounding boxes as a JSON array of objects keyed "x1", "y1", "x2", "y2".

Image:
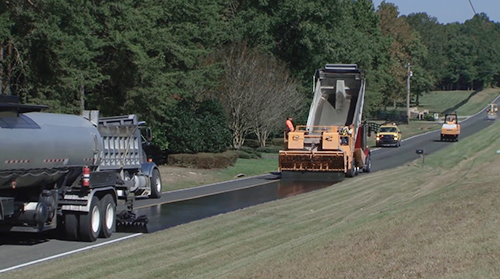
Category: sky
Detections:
[{"x1": 372, "y1": 0, "x2": 500, "y2": 24}]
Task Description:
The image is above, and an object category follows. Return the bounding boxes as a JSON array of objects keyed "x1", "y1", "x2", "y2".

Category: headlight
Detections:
[{"x1": 394, "y1": 136, "x2": 398, "y2": 140}]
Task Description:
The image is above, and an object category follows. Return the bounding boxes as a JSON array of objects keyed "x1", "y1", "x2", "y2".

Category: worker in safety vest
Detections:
[
  {"x1": 340, "y1": 124, "x2": 354, "y2": 136},
  {"x1": 340, "y1": 124, "x2": 354, "y2": 145},
  {"x1": 286, "y1": 117, "x2": 295, "y2": 133}
]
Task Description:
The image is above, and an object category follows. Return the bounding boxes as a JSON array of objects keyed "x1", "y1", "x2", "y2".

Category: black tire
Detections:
[
  {"x1": 64, "y1": 213, "x2": 79, "y2": 240},
  {"x1": 99, "y1": 194, "x2": 116, "y2": 238},
  {"x1": 346, "y1": 168, "x2": 355, "y2": 177},
  {"x1": 346, "y1": 161, "x2": 356, "y2": 177},
  {"x1": 363, "y1": 155, "x2": 372, "y2": 173},
  {"x1": 79, "y1": 196, "x2": 101, "y2": 242},
  {"x1": 149, "y1": 168, "x2": 162, "y2": 199}
]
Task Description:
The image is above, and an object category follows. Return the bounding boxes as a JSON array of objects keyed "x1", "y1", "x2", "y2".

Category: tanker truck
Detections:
[{"x1": 0, "y1": 95, "x2": 162, "y2": 241}]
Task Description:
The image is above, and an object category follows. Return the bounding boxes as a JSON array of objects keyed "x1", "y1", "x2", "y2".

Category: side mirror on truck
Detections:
[{"x1": 140, "y1": 126, "x2": 153, "y2": 144}]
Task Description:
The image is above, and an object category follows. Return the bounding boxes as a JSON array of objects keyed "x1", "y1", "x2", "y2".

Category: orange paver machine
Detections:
[{"x1": 279, "y1": 64, "x2": 371, "y2": 180}]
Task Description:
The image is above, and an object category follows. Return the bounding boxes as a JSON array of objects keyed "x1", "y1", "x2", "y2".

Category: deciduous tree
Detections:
[{"x1": 208, "y1": 42, "x2": 304, "y2": 149}]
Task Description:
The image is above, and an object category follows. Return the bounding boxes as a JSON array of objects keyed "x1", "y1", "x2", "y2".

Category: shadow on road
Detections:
[{"x1": 0, "y1": 232, "x2": 54, "y2": 246}]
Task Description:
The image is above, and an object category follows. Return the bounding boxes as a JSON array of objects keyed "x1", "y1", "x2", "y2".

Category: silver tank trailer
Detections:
[{"x1": 0, "y1": 111, "x2": 102, "y2": 190}]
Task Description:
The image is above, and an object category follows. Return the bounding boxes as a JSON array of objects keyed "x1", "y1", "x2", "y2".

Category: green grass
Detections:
[
  {"x1": 418, "y1": 88, "x2": 499, "y2": 115},
  {"x1": 160, "y1": 155, "x2": 278, "y2": 191},
  {"x1": 6, "y1": 115, "x2": 500, "y2": 279},
  {"x1": 215, "y1": 154, "x2": 279, "y2": 180}
]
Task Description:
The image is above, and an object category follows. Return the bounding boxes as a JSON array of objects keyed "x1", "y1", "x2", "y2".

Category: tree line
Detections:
[{"x1": 1, "y1": 0, "x2": 499, "y2": 153}]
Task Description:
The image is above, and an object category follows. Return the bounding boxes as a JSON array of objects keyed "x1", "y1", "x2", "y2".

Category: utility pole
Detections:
[{"x1": 406, "y1": 63, "x2": 412, "y2": 123}]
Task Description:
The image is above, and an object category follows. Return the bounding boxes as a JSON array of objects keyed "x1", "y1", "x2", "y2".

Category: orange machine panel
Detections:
[
  {"x1": 287, "y1": 132, "x2": 304, "y2": 150},
  {"x1": 321, "y1": 132, "x2": 339, "y2": 150}
]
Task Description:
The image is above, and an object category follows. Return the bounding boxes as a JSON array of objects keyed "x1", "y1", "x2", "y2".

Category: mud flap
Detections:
[{"x1": 353, "y1": 148, "x2": 366, "y2": 168}]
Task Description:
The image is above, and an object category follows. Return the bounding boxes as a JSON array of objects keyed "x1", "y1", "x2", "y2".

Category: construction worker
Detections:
[
  {"x1": 286, "y1": 117, "x2": 295, "y2": 133},
  {"x1": 340, "y1": 124, "x2": 354, "y2": 136},
  {"x1": 340, "y1": 124, "x2": 353, "y2": 145}
]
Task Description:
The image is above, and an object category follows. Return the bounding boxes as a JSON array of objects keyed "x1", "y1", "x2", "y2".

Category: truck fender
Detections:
[
  {"x1": 141, "y1": 162, "x2": 158, "y2": 178},
  {"x1": 141, "y1": 162, "x2": 162, "y2": 198},
  {"x1": 61, "y1": 187, "x2": 116, "y2": 213}
]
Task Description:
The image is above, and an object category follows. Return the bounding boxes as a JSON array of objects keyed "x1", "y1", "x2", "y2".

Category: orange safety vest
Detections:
[{"x1": 286, "y1": 119, "x2": 295, "y2": 132}]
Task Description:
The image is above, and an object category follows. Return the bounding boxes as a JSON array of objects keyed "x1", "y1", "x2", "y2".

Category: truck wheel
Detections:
[
  {"x1": 149, "y1": 168, "x2": 162, "y2": 199},
  {"x1": 346, "y1": 168, "x2": 355, "y2": 177},
  {"x1": 79, "y1": 196, "x2": 101, "y2": 242},
  {"x1": 99, "y1": 194, "x2": 116, "y2": 238},
  {"x1": 64, "y1": 213, "x2": 79, "y2": 240},
  {"x1": 363, "y1": 155, "x2": 372, "y2": 173},
  {"x1": 346, "y1": 161, "x2": 356, "y2": 177}
]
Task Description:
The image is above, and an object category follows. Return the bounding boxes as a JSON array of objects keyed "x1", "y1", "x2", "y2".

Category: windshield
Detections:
[
  {"x1": 445, "y1": 115, "x2": 456, "y2": 123},
  {"x1": 379, "y1": 127, "x2": 397, "y2": 133}
]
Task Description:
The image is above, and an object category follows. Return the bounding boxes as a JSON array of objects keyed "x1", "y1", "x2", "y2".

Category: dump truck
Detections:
[
  {"x1": 279, "y1": 64, "x2": 371, "y2": 180},
  {"x1": 0, "y1": 95, "x2": 162, "y2": 241},
  {"x1": 440, "y1": 113, "x2": 460, "y2": 141}
]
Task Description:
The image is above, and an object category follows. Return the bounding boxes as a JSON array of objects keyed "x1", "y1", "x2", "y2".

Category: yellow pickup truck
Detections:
[{"x1": 376, "y1": 123, "x2": 402, "y2": 147}]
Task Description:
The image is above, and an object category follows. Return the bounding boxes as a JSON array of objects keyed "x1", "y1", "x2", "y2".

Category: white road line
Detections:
[{"x1": 0, "y1": 233, "x2": 142, "y2": 274}]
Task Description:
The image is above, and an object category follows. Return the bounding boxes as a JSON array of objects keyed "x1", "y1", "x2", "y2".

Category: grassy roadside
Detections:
[
  {"x1": 418, "y1": 88, "x2": 500, "y2": 115},
  {"x1": 159, "y1": 154, "x2": 278, "y2": 192},
  {"x1": 6, "y1": 102, "x2": 500, "y2": 279}
]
